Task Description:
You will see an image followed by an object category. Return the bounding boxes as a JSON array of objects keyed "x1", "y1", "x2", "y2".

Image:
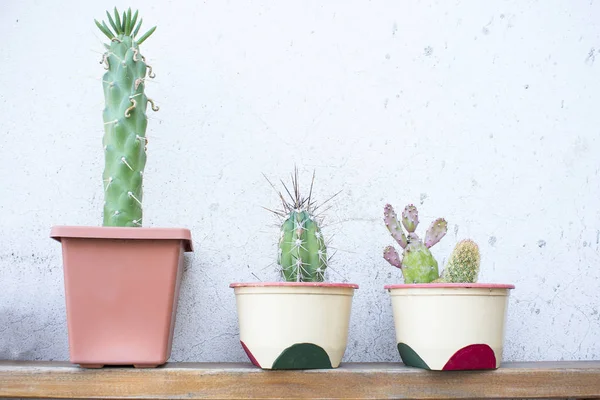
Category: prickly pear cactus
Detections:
[
  {"x1": 383, "y1": 204, "x2": 447, "y2": 283},
  {"x1": 437, "y1": 239, "x2": 481, "y2": 283},
  {"x1": 95, "y1": 8, "x2": 158, "y2": 227},
  {"x1": 268, "y1": 170, "x2": 333, "y2": 282}
]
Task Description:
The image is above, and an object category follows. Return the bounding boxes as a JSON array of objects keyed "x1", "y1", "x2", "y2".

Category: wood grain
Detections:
[{"x1": 0, "y1": 361, "x2": 599, "y2": 399}]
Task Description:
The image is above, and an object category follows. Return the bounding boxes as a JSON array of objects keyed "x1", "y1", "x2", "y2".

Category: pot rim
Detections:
[
  {"x1": 50, "y1": 226, "x2": 193, "y2": 252},
  {"x1": 230, "y1": 282, "x2": 359, "y2": 289},
  {"x1": 384, "y1": 283, "x2": 515, "y2": 289}
]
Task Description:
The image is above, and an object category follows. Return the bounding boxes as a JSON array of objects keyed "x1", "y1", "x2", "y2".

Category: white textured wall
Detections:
[{"x1": 1, "y1": 0, "x2": 599, "y2": 363}]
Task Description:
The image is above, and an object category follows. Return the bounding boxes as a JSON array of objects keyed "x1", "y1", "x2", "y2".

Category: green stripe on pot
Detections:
[
  {"x1": 272, "y1": 343, "x2": 332, "y2": 370},
  {"x1": 397, "y1": 343, "x2": 430, "y2": 370}
]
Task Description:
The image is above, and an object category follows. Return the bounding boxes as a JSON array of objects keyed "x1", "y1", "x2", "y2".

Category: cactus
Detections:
[
  {"x1": 383, "y1": 204, "x2": 447, "y2": 283},
  {"x1": 267, "y1": 170, "x2": 334, "y2": 282},
  {"x1": 437, "y1": 239, "x2": 481, "y2": 283},
  {"x1": 95, "y1": 8, "x2": 158, "y2": 227}
]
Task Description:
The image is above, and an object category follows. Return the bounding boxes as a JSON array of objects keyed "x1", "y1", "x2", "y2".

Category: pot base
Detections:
[{"x1": 78, "y1": 363, "x2": 161, "y2": 369}]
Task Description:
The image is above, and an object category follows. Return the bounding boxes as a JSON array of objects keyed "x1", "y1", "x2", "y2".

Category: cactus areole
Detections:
[{"x1": 95, "y1": 8, "x2": 158, "y2": 227}]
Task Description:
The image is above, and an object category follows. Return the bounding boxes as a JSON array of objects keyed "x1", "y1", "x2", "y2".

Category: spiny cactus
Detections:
[
  {"x1": 95, "y1": 8, "x2": 158, "y2": 227},
  {"x1": 383, "y1": 204, "x2": 447, "y2": 283},
  {"x1": 266, "y1": 169, "x2": 336, "y2": 282},
  {"x1": 437, "y1": 239, "x2": 481, "y2": 283}
]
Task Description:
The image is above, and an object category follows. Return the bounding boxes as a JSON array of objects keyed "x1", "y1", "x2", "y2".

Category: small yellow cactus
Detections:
[{"x1": 438, "y1": 239, "x2": 480, "y2": 283}]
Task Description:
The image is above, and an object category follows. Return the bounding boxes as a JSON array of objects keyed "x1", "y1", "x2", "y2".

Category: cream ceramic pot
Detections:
[
  {"x1": 385, "y1": 283, "x2": 514, "y2": 371},
  {"x1": 230, "y1": 282, "x2": 358, "y2": 369}
]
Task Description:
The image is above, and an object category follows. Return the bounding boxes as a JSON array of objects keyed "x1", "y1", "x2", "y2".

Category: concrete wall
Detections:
[{"x1": 1, "y1": 0, "x2": 598, "y2": 363}]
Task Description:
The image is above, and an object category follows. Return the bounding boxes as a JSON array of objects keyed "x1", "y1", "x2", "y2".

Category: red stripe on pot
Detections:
[
  {"x1": 240, "y1": 341, "x2": 261, "y2": 368},
  {"x1": 442, "y1": 344, "x2": 496, "y2": 370}
]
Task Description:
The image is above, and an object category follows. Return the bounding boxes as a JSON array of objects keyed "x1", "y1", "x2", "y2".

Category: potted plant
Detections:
[
  {"x1": 230, "y1": 170, "x2": 358, "y2": 369},
  {"x1": 50, "y1": 8, "x2": 193, "y2": 368},
  {"x1": 382, "y1": 204, "x2": 514, "y2": 371}
]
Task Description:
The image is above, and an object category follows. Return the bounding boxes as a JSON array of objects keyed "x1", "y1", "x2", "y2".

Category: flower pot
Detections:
[
  {"x1": 51, "y1": 226, "x2": 193, "y2": 368},
  {"x1": 230, "y1": 282, "x2": 358, "y2": 369},
  {"x1": 385, "y1": 283, "x2": 514, "y2": 371}
]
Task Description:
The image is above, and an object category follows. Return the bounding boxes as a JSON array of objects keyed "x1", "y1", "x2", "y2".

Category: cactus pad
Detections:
[
  {"x1": 383, "y1": 246, "x2": 402, "y2": 269},
  {"x1": 402, "y1": 241, "x2": 440, "y2": 283},
  {"x1": 384, "y1": 204, "x2": 407, "y2": 248},
  {"x1": 401, "y1": 204, "x2": 419, "y2": 233}
]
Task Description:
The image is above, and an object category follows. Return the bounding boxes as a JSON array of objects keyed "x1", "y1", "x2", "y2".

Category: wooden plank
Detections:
[{"x1": 0, "y1": 361, "x2": 599, "y2": 399}]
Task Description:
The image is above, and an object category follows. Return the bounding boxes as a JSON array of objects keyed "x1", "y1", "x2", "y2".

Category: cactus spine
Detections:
[
  {"x1": 383, "y1": 204, "x2": 448, "y2": 283},
  {"x1": 267, "y1": 170, "x2": 332, "y2": 282},
  {"x1": 437, "y1": 239, "x2": 481, "y2": 283},
  {"x1": 95, "y1": 8, "x2": 158, "y2": 227}
]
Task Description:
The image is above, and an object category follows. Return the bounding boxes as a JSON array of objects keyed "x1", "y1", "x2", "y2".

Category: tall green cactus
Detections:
[
  {"x1": 95, "y1": 8, "x2": 158, "y2": 227},
  {"x1": 267, "y1": 170, "x2": 332, "y2": 282}
]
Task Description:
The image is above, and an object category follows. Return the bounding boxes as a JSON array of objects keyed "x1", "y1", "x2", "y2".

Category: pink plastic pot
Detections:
[{"x1": 51, "y1": 226, "x2": 193, "y2": 368}]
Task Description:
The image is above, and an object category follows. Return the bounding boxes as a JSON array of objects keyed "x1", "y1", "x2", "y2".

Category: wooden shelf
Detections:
[{"x1": 1, "y1": 361, "x2": 599, "y2": 399}]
